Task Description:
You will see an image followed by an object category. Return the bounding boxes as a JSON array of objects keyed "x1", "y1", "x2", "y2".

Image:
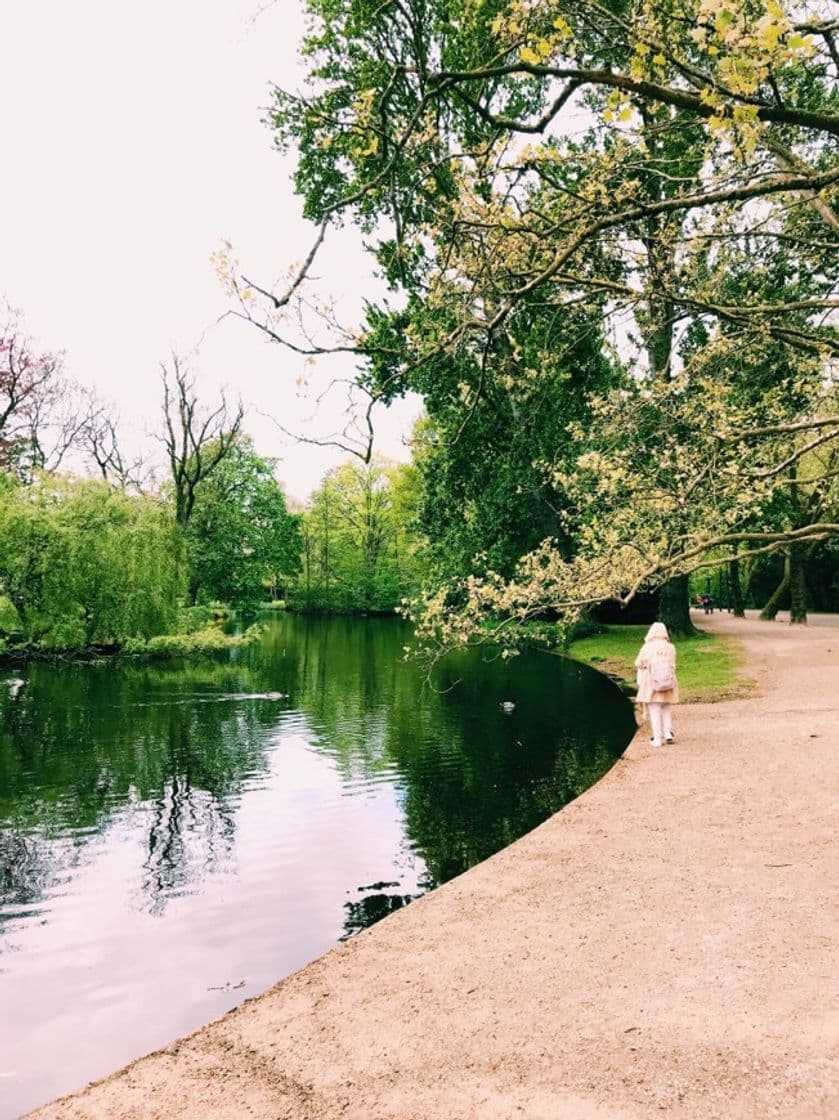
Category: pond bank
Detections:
[{"x1": 28, "y1": 615, "x2": 839, "y2": 1120}]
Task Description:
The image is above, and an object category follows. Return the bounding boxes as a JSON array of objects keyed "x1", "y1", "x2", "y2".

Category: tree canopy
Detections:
[
  {"x1": 185, "y1": 436, "x2": 303, "y2": 608},
  {"x1": 238, "y1": 0, "x2": 838, "y2": 640},
  {"x1": 0, "y1": 474, "x2": 182, "y2": 650},
  {"x1": 295, "y1": 457, "x2": 422, "y2": 612}
]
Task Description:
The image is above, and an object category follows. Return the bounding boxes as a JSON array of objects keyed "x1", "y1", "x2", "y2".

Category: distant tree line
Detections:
[
  {"x1": 293, "y1": 458, "x2": 421, "y2": 614},
  {"x1": 0, "y1": 302, "x2": 430, "y2": 654}
]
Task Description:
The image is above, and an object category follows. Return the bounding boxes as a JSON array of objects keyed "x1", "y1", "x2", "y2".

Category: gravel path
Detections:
[{"x1": 28, "y1": 614, "x2": 839, "y2": 1120}]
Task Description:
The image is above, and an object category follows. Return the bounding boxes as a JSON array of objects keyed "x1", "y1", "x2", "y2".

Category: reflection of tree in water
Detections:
[
  {"x1": 256, "y1": 614, "x2": 633, "y2": 903},
  {"x1": 389, "y1": 658, "x2": 632, "y2": 887},
  {"x1": 0, "y1": 829, "x2": 76, "y2": 918},
  {"x1": 340, "y1": 889, "x2": 424, "y2": 941},
  {"x1": 142, "y1": 778, "x2": 237, "y2": 917},
  {"x1": 247, "y1": 614, "x2": 403, "y2": 780},
  {"x1": 0, "y1": 657, "x2": 288, "y2": 925},
  {"x1": 0, "y1": 615, "x2": 634, "y2": 938}
]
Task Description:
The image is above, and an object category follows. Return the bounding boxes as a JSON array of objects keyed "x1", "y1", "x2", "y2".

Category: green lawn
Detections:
[{"x1": 570, "y1": 623, "x2": 751, "y2": 702}]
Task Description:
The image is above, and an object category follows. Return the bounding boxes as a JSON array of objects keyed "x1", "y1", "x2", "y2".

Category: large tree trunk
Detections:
[
  {"x1": 658, "y1": 574, "x2": 696, "y2": 636},
  {"x1": 741, "y1": 556, "x2": 757, "y2": 604},
  {"x1": 788, "y1": 540, "x2": 808, "y2": 624},
  {"x1": 759, "y1": 554, "x2": 790, "y2": 620},
  {"x1": 729, "y1": 554, "x2": 745, "y2": 618}
]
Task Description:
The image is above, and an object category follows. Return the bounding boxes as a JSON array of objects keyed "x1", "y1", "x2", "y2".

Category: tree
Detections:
[
  {"x1": 0, "y1": 305, "x2": 86, "y2": 477},
  {"x1": 295, "y1": 458, "x2": 421, "y2": 612},
  {"x1": 267, "y1": 0, "x2": 836, "y2": 356},
  {"x1": 406, "y1": 299, "x2": 621, "y2": 583},
  {"x1": 0, "y1": 474, "x2": 182, "y2": 650},
  {"x1": 185, "y1": 436, "x2": 302, "y2": 608},
  {"x1": 79, "y1": 392, "x2": 149, "y2": 492},
  {"x1": 756, "y1": 432, "x2": 839, "y2": 621},
  {"x1": 158, "y1": 353, "x2": 244, "y2": 529},
  {"x1": 245, "y1": 1, "x2": 838, "y2": 644}
]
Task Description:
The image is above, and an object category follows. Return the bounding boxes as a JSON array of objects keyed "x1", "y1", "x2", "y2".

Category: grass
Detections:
[{"x1": 569, "y1": 623, "x2": 752, "y2": 703}]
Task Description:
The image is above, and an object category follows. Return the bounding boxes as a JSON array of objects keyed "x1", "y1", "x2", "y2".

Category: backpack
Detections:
[{"x1": 648, "y1": 646, "x2": 676, "y2": 692}]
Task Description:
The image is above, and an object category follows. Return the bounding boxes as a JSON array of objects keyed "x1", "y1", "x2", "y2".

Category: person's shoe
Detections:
[
  {"x1": 665, "y1": 733, "x2": 676, "y2": 744},
  {"x1": 650, "y1": 739, "x2": 663, "y2": 748}
]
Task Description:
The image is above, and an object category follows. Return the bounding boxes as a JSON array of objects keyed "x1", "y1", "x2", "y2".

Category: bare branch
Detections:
[
  {"x1": 240, "y1": 220, "x2": 327, "y2": 311},
  {"x1": 156, "y1": 353, "x2": 245, "y2": 527},
  {"x1": 0, "y1": 304, "x2": 89, "y2": 478}
]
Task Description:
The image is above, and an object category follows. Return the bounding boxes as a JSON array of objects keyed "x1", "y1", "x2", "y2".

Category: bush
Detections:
[
  {"x1": 176, "y1": 605, "x2": 220, "y2": 634},
  {"x1": 567, "y1": 617, "x2": 606, "y2": 643},
  {"x1": 122, "y1": 623, "x2": 263, "y2": 660}
]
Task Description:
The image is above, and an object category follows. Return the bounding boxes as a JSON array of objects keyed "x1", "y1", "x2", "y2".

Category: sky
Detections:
[{"x1": 0, "y1": 0, "x2": 419, "y2": 500}]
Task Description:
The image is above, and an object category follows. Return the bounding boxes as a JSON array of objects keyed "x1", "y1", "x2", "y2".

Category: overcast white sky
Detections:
[{"x1": 0, "y1": 0, "x2": 419, "y2": 500}]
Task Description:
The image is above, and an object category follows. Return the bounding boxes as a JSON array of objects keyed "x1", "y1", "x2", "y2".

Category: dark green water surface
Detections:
[{"x1": 0, "y1": 615, "x2": 634, "y2": 1117}]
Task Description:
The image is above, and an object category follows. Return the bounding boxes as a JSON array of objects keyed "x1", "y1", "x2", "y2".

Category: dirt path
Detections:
[{"x1": 28, "y1": 615, "x2": 838, "y2": 1120}]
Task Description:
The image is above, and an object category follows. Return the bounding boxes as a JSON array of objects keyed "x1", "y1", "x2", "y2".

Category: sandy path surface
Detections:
[{"x1": 28, "y1": 615, "x2": 838, "y2": 1120}]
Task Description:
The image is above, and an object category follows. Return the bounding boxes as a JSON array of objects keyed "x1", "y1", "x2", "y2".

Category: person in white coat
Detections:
[{"x1": 634, "y1": 621, "x2": 680, "y2": 747}]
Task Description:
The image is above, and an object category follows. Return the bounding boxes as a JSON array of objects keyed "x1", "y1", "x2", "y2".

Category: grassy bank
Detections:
[{"x1": 570, "y1": 623, "x2": 751, "y2": 702}]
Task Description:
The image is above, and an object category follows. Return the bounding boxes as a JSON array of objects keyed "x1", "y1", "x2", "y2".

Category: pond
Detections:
[{"x1": 0, "y1": 614, "x2": 634, "y2": 1118}]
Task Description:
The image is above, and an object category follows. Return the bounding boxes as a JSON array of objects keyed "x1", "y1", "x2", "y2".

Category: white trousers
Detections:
[{"x1": 648, "y1": 703, "x2": 673, "y2": 744}]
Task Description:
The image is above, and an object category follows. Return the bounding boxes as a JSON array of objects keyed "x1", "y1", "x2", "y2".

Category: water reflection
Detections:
[
  {"x1": 0, "y1": 615, "x2": 633, "y2": 1117},
  {"x1": 0, "y1": 620, "x2": 632, "y2": 932},
  {"x1": 341, "y1": 889, "x2": 425, "y2": 941},
  {"x1": 0, "y1": 661, "x2": 278, "y2": 925}
]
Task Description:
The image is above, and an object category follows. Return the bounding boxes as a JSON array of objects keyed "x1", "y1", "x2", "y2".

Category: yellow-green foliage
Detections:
[
  {"x1": 0, "y1": 473, "x2": 183, "y2": 651},
  {"x1": 0, "y1": 595, "x2": 18, "y2": 633},
  {"x1": 277, "y1": 0, "x2": 838, "y2": 657},
  {"x1": 121, "y1": 623, "x2": 263, "y2": 659}
]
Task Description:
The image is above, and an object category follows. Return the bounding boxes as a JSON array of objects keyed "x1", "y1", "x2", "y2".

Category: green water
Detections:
[{"x1": 0, "y1": 614, "x2": 634, "y2": 1117}]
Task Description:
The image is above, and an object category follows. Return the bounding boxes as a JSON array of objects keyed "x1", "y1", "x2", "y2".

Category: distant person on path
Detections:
[{"x1": 635, "y1": 622, "x2": 680, "y2": 747}]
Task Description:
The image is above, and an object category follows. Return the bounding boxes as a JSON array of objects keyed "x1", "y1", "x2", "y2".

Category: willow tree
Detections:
[
  {"x1": 0, "y1": 474, "x2": 182, "y2": 650},
  {"x1": 233, "y1": 0, "x2": 838, "y2": 641}
]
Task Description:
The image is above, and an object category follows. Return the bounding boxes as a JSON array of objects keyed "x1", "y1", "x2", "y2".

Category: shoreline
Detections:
[{"x1": 28, "y1": 614, "x2": 839, "y2": 1119}]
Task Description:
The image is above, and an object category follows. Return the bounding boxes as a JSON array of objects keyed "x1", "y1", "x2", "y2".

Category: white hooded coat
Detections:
[{"x1": 634, "y1": 622, "x2": 680, "y2": 705}]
